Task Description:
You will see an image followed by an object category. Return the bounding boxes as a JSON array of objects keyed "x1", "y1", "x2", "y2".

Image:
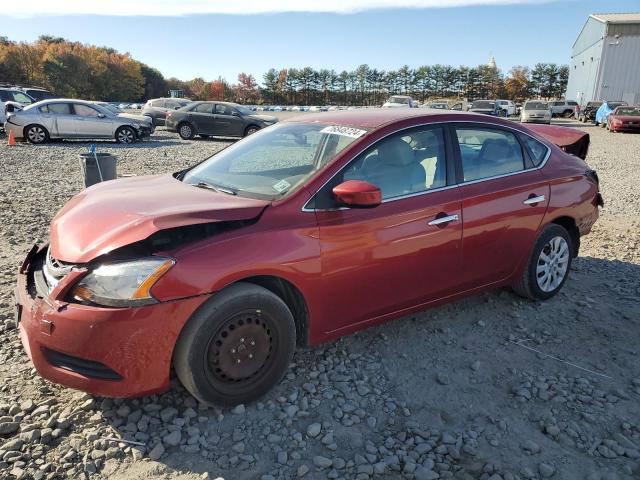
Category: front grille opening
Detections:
[{"x1": 43, "y1": 348, "x2": 122, "y2": 381}]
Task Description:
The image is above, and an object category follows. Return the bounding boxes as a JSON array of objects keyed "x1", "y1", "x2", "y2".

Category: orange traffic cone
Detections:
[{"x1": 7, "y1": 130, "x2": 16, "y2": 146}]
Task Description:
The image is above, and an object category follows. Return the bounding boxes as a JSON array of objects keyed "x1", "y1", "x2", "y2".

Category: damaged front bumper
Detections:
[{"x1": 16, "y1": 244, "x2": 209, "y2": 398}]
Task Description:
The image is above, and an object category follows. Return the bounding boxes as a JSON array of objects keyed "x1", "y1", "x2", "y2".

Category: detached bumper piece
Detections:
[{"x1": 43, "y1": 348, "x2": 122, "y2": 381}]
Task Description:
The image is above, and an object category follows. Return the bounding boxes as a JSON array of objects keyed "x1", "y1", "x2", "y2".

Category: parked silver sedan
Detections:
[
  {"x1": 4, "y1": 99, "x2": 152, "y2": 144},
  {"x1": 520, "y1": 100, "x2": 552, "y2": 124}
]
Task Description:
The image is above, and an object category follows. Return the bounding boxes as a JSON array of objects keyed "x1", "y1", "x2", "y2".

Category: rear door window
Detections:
[
  {"x1": 193, "y1": 103, "x2": 214, "y2": 114},
  {"x1": 40, "y1": 103, "x2": 72, "y2": 115},
  {"x1": 456, "y1": 127, "x2": 525, "y2": 182}
]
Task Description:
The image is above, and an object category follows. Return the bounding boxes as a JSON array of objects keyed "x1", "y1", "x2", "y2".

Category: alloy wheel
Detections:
[
  {"x1": 117, "y1": 128, "x2": 135, "y2": 144},
  {"x1": 28, "y1": 126, "x2": 46, "y2": 143},
  {"x1": 206, "y1": 310, "x2": 274, "y2": 384},
  {"x1": 180, "y1": 125, "x2": 193, "y2": 138},
  {"x1": 536, "y1": 236, "x2": 570, "y2": 292}
]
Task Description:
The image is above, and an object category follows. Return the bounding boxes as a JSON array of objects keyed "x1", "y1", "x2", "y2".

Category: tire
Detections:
[
  {"x1": 601, "y1": 121, "x2": 606, "y2": 129},
  {"x1": 512, "y1": 224, "x2": 573, "y2": 301},
  {"x1": 178, "y1": 122, "x2": 195, "y2": 140},
  {"x1": 115, "y1": 126, "x2": 136, "y2": 144},
  {"x1": 25, "y1": 125, "x2": 49, "y2": 144},
  {"x1": 563, "y1": 109, "x2": 573, "y2": 118},
  {"x1": 173, "y1": 282, "x2": 296, "y2": 406},
  {"x1": 244, "y1": 125, "x2": 260, "y2": 137}
]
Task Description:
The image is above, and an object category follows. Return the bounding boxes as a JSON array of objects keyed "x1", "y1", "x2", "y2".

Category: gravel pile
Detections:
[{"x1": 0, "y1": 121, "x2": 638, "y2": 480}]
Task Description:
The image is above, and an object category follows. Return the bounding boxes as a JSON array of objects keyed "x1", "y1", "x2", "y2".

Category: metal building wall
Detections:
[
  {"x1": 598, "y1": 31, "x2": 640, "y2": 104},
  {"x1": 566, "y1": 18, "x2": 605, "y2": 104}
]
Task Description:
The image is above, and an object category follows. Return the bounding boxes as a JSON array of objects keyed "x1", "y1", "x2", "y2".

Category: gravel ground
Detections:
[{"x1": 0, "y1": 117, "x2": 638, "y2": 480}]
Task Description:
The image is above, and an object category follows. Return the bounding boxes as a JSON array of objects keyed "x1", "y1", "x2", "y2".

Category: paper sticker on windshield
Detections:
[
  {"x1": 273, "y1": 179, "x2": 291, "y2": 193},
  {"x1": 320, "y1": 125, "x2": 367, "y2": 138}
]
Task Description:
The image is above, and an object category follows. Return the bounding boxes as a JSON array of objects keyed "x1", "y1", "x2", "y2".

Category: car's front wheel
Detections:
[
  {"x1": 512, "y1": 224, "x2": 573, "y2": 301},
  {"x1": 244, "y1": 125, "x2": 260, "y2": 137},
  {"x1": 115, "y1": 126, "x2": 136, "y2": 144},
  {"x1": 25, "y1": 125, "x2": 49, "y2": 144},
  {"x1": 173, "y1": 282, "x2": 296, "y2": 406}
]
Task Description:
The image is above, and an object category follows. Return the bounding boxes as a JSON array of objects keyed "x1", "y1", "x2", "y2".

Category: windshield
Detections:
[
  {"x1": 389, "y1": 96, "x2": 410, "y2": 104},
  {"x1": 608, "y1": 102, "x2": 626, "y2": 109},
  {"x1": 615, "y1": 107, "x2": 640, "y2": 116},
  {"x1": 183, "y1": 122, "x2": 367, "y2": 200},
  {"x1": 525, "y1": 102, "x2": 549, "y2": 110},
  {"x1": 471, "y1": 101, "x2": 495, "y2": 109}
]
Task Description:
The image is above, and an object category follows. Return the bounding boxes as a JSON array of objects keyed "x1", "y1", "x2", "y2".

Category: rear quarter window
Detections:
[{"x1": 519, "y1": 135, "x2": 549, "y2": 167}]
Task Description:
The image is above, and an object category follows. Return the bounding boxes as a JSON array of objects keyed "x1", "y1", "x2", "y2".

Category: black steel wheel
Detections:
[{"x1": 174, "y1": 282, "x2": 296, "y2": 406}]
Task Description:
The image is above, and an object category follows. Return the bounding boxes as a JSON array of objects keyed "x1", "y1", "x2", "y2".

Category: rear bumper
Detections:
[{"x1": 16, "y1": 245, "x2": 209, "y2": 398}]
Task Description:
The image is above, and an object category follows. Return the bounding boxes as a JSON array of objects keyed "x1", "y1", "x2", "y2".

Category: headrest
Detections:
[
  {"x1": 377, "y1": 138, "x2": 415, "y2": 167},
  {"x1": 480, "y1": 138, "x2": 512, "y2": 161}
]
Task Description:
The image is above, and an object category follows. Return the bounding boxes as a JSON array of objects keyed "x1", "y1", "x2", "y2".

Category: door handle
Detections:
[
  {"x1": 523, "y1": 195, "x2": 545, "y2": 205},
  {"x1": 428, "y1": 214, "x2": 459, "y2": 226}
]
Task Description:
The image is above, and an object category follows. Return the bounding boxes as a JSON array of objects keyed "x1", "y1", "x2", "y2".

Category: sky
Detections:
[{"x1": 1, "y1": 0, "x2": 639, "y2": 83}]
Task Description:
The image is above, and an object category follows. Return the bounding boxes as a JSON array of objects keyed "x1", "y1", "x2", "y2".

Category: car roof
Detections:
[{"x1": 284, "y1": 108, "x2": 482, "y2": 129}]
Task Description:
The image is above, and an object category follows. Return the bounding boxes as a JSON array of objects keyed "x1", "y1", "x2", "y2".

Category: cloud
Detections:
[{"x1": 9, "y1": 0, "x2": 555, "y2": 17}]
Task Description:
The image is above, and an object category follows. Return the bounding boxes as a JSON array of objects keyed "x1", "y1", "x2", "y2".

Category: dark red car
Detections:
[
  {"x1": 606, "y1": 106, "x2": 640, "y2": 132},
  {"x1": 16, "y1": 109, "x2": 602, "y2": 405}
]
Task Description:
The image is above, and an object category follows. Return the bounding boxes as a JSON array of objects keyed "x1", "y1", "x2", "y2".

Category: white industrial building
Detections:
[{"x1": 565, "y1": 13, "x2": 640, "y2": 106}]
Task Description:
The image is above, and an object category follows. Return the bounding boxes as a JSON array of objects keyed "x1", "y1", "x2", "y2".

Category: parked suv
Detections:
[
  {"x1": 549, "y1": 100, "x2": 578, "y2": 118},
  {"x1": 495, "y1": 99, "x2": 516, "y2": 116},
  {"x1": 577, "y1": 101, "x2": 602, "y2": 123},
  {"x1": 1, "y1": 87, "x2": 34, "y2": 124},
  {"x1": 166, "y1": 101, "x2": 277, "y2": 139},
  {"x1": 142, "y1": 97, "x2": 193, "y2": 126}
]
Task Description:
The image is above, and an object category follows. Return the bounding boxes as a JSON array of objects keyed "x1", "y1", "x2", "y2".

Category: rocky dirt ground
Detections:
[{"x1": 0, "y1": 117, "x2": 638, "y2": 480}]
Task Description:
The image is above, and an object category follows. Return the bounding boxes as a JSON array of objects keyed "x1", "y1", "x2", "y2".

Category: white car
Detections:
[
  {"x1": 1, "y1": 87, "x2": 34, "y2": 124},
  {"x1": 382, "y1": 95, "x2": 417, "y2": 108},
  {"x1": 520, "y1": 100, "x2": 552, "y2": 124},
  {"x1": 495, "y1": 99, "x2": 516, "y2": 116}
]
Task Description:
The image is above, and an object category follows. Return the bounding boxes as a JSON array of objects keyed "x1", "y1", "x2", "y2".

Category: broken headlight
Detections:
[{"x1": 71, "y1": 257, "x2": 174, "y2": 307}]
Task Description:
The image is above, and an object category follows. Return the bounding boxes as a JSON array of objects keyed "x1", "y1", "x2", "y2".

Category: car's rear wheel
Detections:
[
  {"x1": 244, "y1": 125, "x2": 260, "y2": 137},
  {"x1": 173, "y1": 282, "x2": 296, "y2": 406},
  {"x1": 25, "y1": 125, "x2": 49, "y2": 144},
  {"x1": 512, "y1": 224, "x2": 573, "y2": 301},
  {"x1": 115, "y1": 126, "x2": 136, "y2": 144},
  {"x1": 178, "y1": 122, "x2": 195, "y2": 140}
]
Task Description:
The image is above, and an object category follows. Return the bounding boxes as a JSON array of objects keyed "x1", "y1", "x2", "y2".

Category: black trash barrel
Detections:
[{"x1": 79, "y1": 153, "x2": 117, "y2": 188}]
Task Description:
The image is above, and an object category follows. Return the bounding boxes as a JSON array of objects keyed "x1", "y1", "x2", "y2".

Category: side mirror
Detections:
[
  {"x1": 97, "y1": 113, "x2": 105, "y2": 118},
  {"x1": 332, "y1": 180, "x2": 381, "y2": 208},
  {"x1": 174, "y1": 106, "x2": 180, "y2": 110},
  {"x1": 232, "y1": 111, "x2": 241, "y2": 116}
]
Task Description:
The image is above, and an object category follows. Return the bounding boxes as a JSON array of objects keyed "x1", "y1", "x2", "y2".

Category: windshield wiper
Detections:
[{"x1": 192, "y1": 181, "x2": 237, "y2": 196}]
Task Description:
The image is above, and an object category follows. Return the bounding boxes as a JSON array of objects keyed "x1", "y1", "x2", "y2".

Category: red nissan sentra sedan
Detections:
[{"x1": 16, "y1": 109, "x2": 602, "y2": 406}]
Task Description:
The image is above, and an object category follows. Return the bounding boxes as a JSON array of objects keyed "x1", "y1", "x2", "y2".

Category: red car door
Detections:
[
  {"x1": 453, "y1": 125, "x2": 550, "y2": 290},
  {"x1": 309, "y1": 126, "x2": 463, "y2": 336}
]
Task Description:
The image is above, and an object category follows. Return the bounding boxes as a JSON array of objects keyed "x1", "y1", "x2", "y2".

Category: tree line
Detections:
[{"x1": 1, "y1": 36, "x2": 569, "y2": 104}]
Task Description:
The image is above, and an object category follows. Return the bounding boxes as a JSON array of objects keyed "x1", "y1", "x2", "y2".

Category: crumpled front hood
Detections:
[{"x1": 50, "y1": 174, "x2": 269, "y2": 263}]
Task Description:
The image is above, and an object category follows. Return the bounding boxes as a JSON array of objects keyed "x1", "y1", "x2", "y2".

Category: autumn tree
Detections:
[{"x1": 504, "y1": 66, "x2": 531, "y2": 102}]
